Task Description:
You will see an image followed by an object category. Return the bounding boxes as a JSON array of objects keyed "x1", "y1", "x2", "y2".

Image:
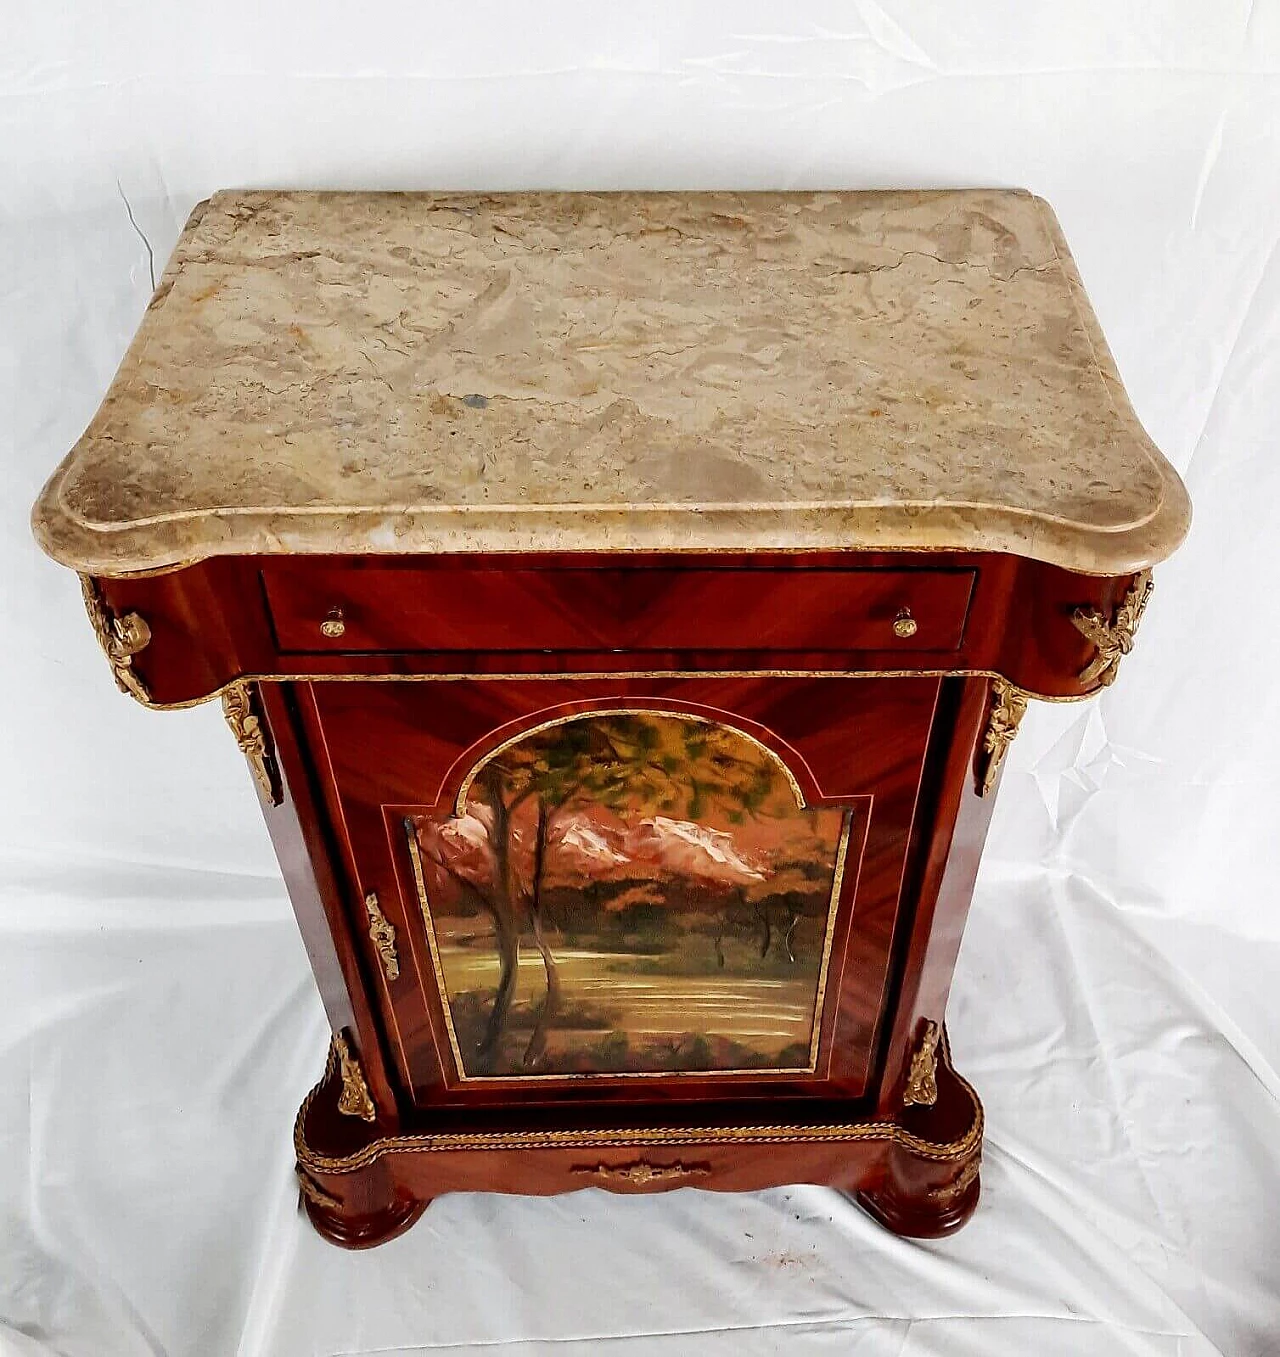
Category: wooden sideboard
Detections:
[{"x1": 33, "y1": 190, "x2": 1188, "y2": 1247}]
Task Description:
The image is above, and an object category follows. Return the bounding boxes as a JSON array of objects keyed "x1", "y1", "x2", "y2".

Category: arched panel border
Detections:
[{"x1": 434, "y1": 697, "x2": 838, "y2": 816}]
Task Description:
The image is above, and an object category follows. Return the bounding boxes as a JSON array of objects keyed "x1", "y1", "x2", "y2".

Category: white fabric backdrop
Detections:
[{"x1": 3, "y1": 5, "x2": 1279, "y2": 1353}]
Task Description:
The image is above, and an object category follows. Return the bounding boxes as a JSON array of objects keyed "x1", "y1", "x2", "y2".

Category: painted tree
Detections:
[
  {"x1": 748, "y1": 857, "x2": 834, "y2": 962},
  {"x1": 414, "y1": 804, "x2": 521, "y2": 1066}
]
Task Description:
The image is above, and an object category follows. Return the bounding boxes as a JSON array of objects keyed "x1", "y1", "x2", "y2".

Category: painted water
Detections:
[{"x1": 432, "y1": 923, "x2": 834, "y2": 1077}]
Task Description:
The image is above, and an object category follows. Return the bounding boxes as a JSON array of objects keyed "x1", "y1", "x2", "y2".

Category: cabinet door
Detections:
[{"x1": 304, "y1": 675, "x2": 941, "y2": 1109}]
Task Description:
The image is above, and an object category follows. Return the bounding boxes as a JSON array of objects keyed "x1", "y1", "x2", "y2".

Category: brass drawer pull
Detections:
[
  {"x1": 320, "y1": 607, "x2": 346, "y2": 639},
  {"x1": 893, "y1": 607, "x2": 918, "y2": 639}
]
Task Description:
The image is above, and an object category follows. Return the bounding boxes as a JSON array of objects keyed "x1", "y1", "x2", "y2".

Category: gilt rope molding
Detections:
[
  {"x1": 926, "y1": 1154, "x2": 981, "y2": 1205},
  {"x1": 295, "y1": 1031, "x2": 985, "y2": 1176},
  {"x1": 295, "y1": 1167, "x2": 342, "y2": 1213}
]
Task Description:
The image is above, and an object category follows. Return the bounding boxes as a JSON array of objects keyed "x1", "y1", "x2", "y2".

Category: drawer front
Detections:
[{"x1": 263, "y1": 564, "x2": 975, "y2": 655}]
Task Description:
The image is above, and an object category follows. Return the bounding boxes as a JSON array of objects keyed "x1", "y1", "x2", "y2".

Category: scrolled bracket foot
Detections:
[
  {"x1": 855, "y1": 1152, "x2": 981, "y2": 1239},
  {"x1": 298, "y1": 1170, "x2": 429, "y2": 1250}
]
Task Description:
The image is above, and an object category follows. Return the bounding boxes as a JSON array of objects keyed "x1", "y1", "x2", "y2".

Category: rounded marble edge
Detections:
[
  {"x1": 32, "y1": 485, "x2": 1191, "y2": 580},
  {"x1": 32, "y1": 187, "x2": 1191, "y2": 580}
]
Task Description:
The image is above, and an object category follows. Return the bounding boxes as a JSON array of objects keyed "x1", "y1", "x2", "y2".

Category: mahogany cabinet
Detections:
[{"x1": 33, "y1": 190, "x2": 1188, "y2": 1247}]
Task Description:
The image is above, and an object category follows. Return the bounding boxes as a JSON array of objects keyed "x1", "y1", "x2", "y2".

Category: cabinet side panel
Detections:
[
  {"x1": 255, "y1": 682, "x2": 401, "y2": 1124},
  {"x1": 875, "y1": 676, "x2": 997, "y2": 1116}
]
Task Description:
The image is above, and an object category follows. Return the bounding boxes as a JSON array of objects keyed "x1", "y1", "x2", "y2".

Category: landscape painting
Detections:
[{"x1": 404, "y1": 710, "x2": 850, "y2": 1079}]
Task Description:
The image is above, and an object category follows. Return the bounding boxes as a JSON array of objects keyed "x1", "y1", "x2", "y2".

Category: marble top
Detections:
[{"x1": 34, "y1": 189, "x2": 1189, "y2": 576}]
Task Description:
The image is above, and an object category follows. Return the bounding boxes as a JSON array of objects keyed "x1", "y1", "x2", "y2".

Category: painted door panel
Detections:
[{"x1": 305, "y1": 675, "x2": 940, "y2": 1110}]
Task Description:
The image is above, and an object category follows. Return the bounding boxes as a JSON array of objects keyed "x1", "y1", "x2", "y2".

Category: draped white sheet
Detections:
[{"x1": 3, "y1": 5, "x2": 1279, "y2": 1353}]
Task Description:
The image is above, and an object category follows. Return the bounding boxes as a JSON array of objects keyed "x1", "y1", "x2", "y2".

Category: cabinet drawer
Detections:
[{"x1": 262, "y1": 564, "x2": 975, "y2": 655}]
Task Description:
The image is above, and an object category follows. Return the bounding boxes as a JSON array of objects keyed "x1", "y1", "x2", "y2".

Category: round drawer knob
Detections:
[
  {"x1": 320, "y1": 607, "x2": 346, "y2": 639},
  {"x1": 892, "y1": 607, "x2": 918, "y2": 639}
]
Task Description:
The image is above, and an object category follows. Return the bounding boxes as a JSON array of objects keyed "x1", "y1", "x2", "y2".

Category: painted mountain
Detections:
[{"x1": 405, "y1": 711, "x2": 849, "y2": 1078}]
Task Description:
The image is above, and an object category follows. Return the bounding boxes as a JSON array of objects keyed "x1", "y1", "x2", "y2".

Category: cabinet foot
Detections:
[
  {"x1": 855, "y1": 1031, "x2": 984, "y2": 1238},
  {"x1": 854, "y1": 1156, "x2": 980, "y2": 1238},
  {"x1": 299, "y1": 1178, "x2": 429, "y2": 1249}
]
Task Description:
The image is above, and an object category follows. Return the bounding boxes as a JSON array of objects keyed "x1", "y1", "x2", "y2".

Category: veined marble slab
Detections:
[{"x1": 33, "y1": 189, "x2": 1189, "y2": 576}]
